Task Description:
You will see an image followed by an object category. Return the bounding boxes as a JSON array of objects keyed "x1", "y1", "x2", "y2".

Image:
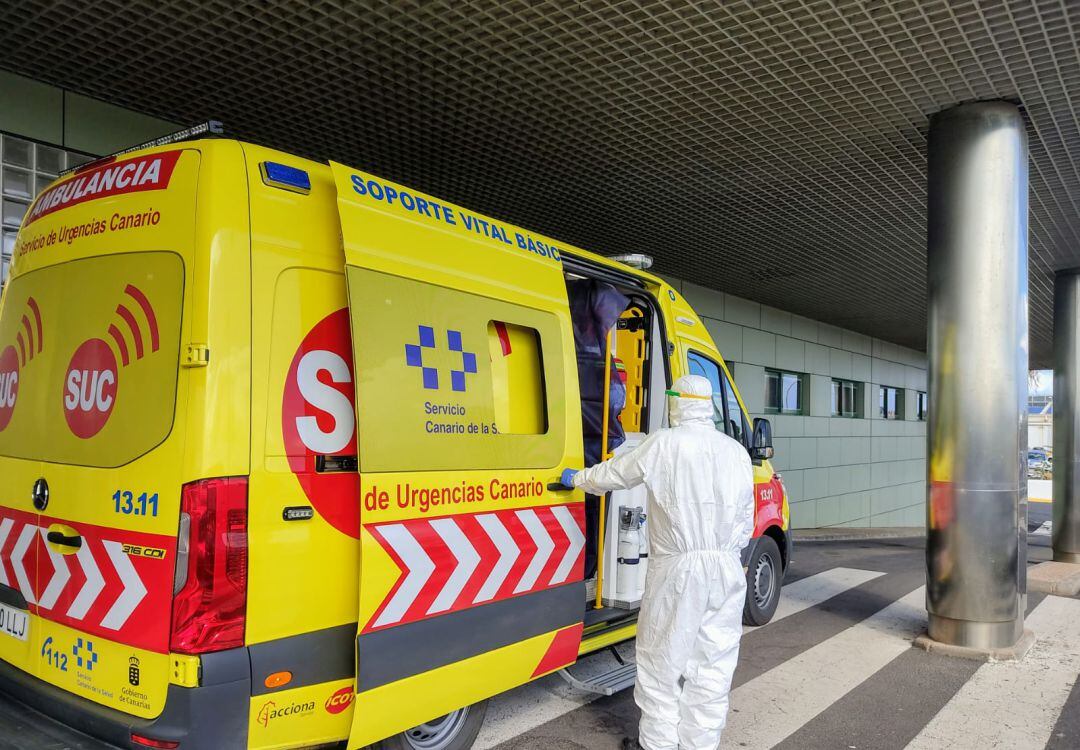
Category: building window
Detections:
[
  {"x1": 916, "y1": 391, "x2": 928, "y2": 421},
  {"x1": 879, "y1": 385, "x2": 904, "y2": 420},
  {"x1": 831, "y1": 379, "x2": 860, "y2": 418},
  {"x1": 1, "y1": 133, "x2": 94, "y2": 289},
  {"x1": 766, "y1": 369, "x2": 804, "y2": 415}
]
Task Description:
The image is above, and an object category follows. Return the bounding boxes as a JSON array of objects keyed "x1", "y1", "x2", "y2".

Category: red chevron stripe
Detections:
[
  {"x1": 363, "y1": 503, "x2": 585, "y2": 633},
  {"x1": 455, "y1": 513, "x2": 499, "y2": 608},
  {"x1": 537, "y1": 507, "x2": 571, "y2": 588},
  {"x1": 365, "y1": 524, "x2": 412, "y2": 629},
  {"x1": 405, "y1": 520, "x2": 455, "y2": 620},
  {"x1": 497, "y1": 511, "x2": 538, "y2": 600}
]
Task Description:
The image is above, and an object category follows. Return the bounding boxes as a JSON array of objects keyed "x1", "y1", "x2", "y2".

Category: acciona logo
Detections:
[{"x1": 25, "y1": 150, "x2": 182, "y2": 227}]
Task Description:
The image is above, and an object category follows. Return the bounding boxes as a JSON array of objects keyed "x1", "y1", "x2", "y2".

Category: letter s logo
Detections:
[
  {"x1": 281, "y1": 308, "x2": 360, "y2": 538},
  {"x1": 296, "y1": 350, "x2": 354, "y2": 454}
]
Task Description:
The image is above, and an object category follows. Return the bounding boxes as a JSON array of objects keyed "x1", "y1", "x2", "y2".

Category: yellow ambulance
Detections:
[{"x1": 0, "y1": 130, "x2": 790, "y2": 750}]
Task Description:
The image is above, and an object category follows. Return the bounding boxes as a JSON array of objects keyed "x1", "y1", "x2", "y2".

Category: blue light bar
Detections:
[{"x1": 260, "y1": 161, "x2": 311, "y2": 194}]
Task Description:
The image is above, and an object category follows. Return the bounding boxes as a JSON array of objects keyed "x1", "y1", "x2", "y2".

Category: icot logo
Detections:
[
  {"x1": 325, "y1": 686, "x2": 354, "y2": 714},
  {"x1": 63, "y1": 284, "x2": 159, "y2": 439},
  {"x1": 0, "y1": 296, "x2": 44, "y2": 433},
  {"x1": 282, "y1": 308, "x2": 360, "y2": 538}
]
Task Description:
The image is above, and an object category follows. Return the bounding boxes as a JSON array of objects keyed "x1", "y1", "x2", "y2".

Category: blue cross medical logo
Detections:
[
  {"x1": 74, "y1": 638, "x2": 98, "y2": 671},
  {"x1": 405, "y1": 325, "x2": 478, "y2": 392}
]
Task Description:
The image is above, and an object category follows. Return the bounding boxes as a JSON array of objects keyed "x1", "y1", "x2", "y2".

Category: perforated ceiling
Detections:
[{"x1": 1, "y1": 1, "x2": 1078, "y2": 365}]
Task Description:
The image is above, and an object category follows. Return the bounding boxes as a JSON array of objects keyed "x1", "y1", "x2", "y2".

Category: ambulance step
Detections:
[{"x1": 557, "y1": 662, "x2": 637, "y2": 696}]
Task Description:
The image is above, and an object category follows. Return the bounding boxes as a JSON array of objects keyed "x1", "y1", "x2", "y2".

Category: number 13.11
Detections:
[{"x1": 112, "y1": 491, "x2": 159, "y2": 517}]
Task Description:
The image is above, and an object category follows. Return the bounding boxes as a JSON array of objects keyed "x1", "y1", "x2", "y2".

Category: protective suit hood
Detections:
[{"x1": 668, "y1": 374, "x2": 716, "y2": 428}]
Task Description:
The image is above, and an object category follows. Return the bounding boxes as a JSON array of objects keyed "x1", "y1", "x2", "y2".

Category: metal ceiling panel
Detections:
[{"x1": 0, "y1": 0, "x2": 1077, "y2": 365}]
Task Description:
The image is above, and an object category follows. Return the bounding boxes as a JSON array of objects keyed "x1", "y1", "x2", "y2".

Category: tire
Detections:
[
  {"x1": 742, "y1": 536, "x2": 783, "y2": 626},
  {"x1": 371, "y1": 701, "x2": 489, "y2": 750}
]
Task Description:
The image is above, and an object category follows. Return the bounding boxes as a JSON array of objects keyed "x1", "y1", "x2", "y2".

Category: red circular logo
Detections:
[
  {"x1": 0, "y1": 346, "x2": 19, "y2": 432},
  {"x1": 325, "y1": 686, "x2": 354, "y2": 714},
  {"x1": 63, "y1": 338, "x2": 119, "y2": 439},
  {"x1": 281, "y1": 309, "x2": 360, "y2": 538}
]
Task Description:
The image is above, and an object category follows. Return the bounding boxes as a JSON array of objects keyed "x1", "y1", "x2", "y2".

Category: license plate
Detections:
[{"x1": 0, "y1": 602, "x2": 29, "y2": 642}]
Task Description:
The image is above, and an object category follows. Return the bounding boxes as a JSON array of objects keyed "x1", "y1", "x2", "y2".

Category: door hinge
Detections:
[{"x1": 183, "y1": 344, "x2": 210, "y2": 368}]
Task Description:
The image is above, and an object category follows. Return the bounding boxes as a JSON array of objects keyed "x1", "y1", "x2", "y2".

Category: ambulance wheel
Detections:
[
  {"x1": 743, "y1": 536, "x2": 782, "y2": 626},
  {"x1": 373, "y1": 700, "x2": 489, "y2": 750}
]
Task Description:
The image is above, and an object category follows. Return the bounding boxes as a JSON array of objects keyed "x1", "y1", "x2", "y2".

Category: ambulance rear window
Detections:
[{"x1": 0, "y1": 251, "x2": 184, "y2": 467}]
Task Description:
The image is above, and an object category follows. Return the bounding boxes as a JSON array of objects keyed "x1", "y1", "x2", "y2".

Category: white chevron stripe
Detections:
[
  {"x1": 428, "y1": 518, "x2": 481, "y2": 614},
  {"x1": 721, "y1": 587, "x2": 926, "y2": 748},
  {"x1": 11, "y1": 524, "x2": 36, "y2": 605},
  {"x1": 514, "y1": 510, "x2": 556, "y2": 594},
  {"x1": 905, "y1": 595, "x2": 1080, "y2": 749},
  {"x1": 101, "y1": 540, "x2": 147, "y2": 630},
  {"x1": 473, "y1": 567, "x2": 900, "y2": 750},
  {"x1": 373, "y1": 524, "x2": 435, "y2": 627},
  {"x1": 549, "y1": 506, "x2": 585, "y2": 585},
  {"x1": 0, "y1": 518, "x2": 13, "y2": 586},
  {"x1": 67, "y1": 538, "x2": 106, "y2": 620},
  {"x1": 37, "y1": 528, "x2": 71, "y2": 610},
  {"x1": 475, "y1": 514, "x2": 519, "y2": 603}
]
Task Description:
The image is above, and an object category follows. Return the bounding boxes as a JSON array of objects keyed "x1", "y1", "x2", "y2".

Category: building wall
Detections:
[
  {"x1": 1, "y1": 70, "x2": 179, "y2": 286},
  {"x1": 668, "y1": 278, "x2": 928, "y2": 529}
]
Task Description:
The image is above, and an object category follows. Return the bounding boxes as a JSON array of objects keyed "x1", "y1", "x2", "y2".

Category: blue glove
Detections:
[{"x1": 560, "y1": 468, "x2": 579, "y2": 489}]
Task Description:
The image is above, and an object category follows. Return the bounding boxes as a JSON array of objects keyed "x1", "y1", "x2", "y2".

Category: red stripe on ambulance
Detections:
[
  {"x1": 24, "y1": 150, "x2": 182, "y2": 227},
  {"x1": 0, "y1": 507, "x2": 174, "y2": 652},
  {"x1": 364, "y1": 503, "x2": 585, "y2": 632}
]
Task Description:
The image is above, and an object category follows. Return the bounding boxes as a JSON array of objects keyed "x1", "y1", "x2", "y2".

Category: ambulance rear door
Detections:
[{"x1": 331, "y1": 163, "x2": 586, "y2": 748}]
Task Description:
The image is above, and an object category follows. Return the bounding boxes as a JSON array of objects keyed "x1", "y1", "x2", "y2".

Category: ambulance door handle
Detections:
[
  {"x1": 46, "y1": 531, "x2": 82, "y2": 549},
  {"x1": 548, "y1": 483, "x2": 572, "y2": 492}
]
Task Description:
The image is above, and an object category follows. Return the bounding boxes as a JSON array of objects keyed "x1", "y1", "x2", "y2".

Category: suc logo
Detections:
[
  {"x1": 63, "y1": 338, "x2": 118, "y2": 439},
  {"x1": 62, "y1": 284, "x2": 159, "y2": 440},
  {"x1": 0, "y1": 346, "x2": 18, "y2": 432},
  {"x1": 0, "y1": 296, "x2": 44, "y2": 432}
]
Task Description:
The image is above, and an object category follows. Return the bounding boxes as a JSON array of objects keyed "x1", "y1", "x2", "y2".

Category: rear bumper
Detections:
[{"x1": 0, "y1": 648, "x2": 250, "y2": 750}]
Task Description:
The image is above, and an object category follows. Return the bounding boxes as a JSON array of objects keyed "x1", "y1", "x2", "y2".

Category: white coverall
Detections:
[{"x1": 573, "y1": 374, "x2": 756, "y2": 750}]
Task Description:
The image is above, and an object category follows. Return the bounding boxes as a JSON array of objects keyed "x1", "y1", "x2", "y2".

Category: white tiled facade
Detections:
[{"x1": 670, "y1": 279, "x2": 928, "y2": 529}]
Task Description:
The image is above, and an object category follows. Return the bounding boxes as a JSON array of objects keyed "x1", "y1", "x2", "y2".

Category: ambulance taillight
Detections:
[{"x1": 170, "y1": 477, "x2": 248, "y2": 654}]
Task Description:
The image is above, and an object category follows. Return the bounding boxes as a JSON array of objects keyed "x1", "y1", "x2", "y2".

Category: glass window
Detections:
[
  {"x1": 831, "y1": 378, "x2": 860, "y2": 417},
  {"x1": 687, "y1": 350, "x2": 748, "y2": 446},
  {"x1": 35, "y1": 144, "x2": 63, "y2": 175},
  {"x1": 687, "y1": 350, "x2": 726, "y2": 432},
  {"x1": 488, "y1": 321, "x2": 547, "y2": 435},
  {"x1": 879, "y1": 385, "x2": 904, "y2": 420},
  {"x1": 2, "y1": 136, "x2": 32, "y2": 168},
  {"x1": 916, "y1": 391, "x2": 928, "y2": 421},
  {"x1": 2, "y1": 167, "x2": 33, "y2": 199},
  {"x1": 766, "y1": 369, "x2": 804, "y2": 415},
  {"x1": 2, "y1": 198, "x2": 27, "y2": 228}
]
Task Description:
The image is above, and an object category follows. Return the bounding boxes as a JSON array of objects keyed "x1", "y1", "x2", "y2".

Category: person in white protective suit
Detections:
[{"x1": 560, "y1": 374, "x2": 755, "y2": 750}]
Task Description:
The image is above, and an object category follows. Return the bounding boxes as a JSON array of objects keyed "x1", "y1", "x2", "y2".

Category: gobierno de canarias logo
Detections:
[
  {"x1": 63, "y1": 284, "x2": 159, "y2": 439},
  {"x1": 0, "y1": 297, "x2": 44, "y2": 433}
]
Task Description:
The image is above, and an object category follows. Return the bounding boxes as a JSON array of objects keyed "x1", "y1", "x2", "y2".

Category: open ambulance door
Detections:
[{"x1": 331, "y1": 164, "x2": 587, "y2": 748}]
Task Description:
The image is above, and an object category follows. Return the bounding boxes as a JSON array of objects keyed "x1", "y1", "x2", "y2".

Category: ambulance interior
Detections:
[{"x1": 564, "y1": 260, "x2": 668, "y2": 629}]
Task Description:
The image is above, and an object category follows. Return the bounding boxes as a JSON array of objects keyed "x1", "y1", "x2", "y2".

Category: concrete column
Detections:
[
  {"x1": 1054, "y1": 272, "x2": 1080, "y2": 563},
  {"x1": 926, "y1": 102, "x2": 1028, "y2": 649}
]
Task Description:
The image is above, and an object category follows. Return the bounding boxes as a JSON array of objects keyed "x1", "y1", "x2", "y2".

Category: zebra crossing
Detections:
[{"x1": 483, "y1": 538, "x2": 1080, "y2": 750}]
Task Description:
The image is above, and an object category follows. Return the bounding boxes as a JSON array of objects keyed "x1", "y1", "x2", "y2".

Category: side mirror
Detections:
[{"x1": 751, "y1": 417, "x2": 774, "y2": 462}]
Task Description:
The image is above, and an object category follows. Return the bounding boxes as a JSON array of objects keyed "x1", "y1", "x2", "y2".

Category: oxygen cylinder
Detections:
[{"x1": 617, "y1": 507, "x2": 645, "y2": 603}]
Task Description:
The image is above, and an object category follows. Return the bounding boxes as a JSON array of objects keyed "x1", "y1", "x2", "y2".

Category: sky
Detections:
[{"x1": 1031, "y1": 369, "x2": 1053, "y2": 396}]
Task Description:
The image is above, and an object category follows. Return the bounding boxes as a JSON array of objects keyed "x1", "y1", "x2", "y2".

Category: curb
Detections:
[{"x1": 793, "y1": 528, "x2": 925, "y2": 543}]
